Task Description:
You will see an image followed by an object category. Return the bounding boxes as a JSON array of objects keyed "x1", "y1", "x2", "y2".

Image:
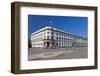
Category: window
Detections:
[
  {"x1": 56, "y1": 37, "x2": 58, "y2": 40},
  {"x1": 62, "y1": 43, "x2": 63, "y2": 46},
  {"x1": 56, "y1": 33, "x2": 58, "y2": 35},
  {"x1": 59, "y1": 38, "x2": 61, "y2": 41},
  {"x1": 51, "y1": 36, "x2": 53, "y2": 39},
  {"x1": 51, "y1": 32, "x2": 53, "y2": 35},
  {"x1": 62, "y1": 33, "x2": 63, "y2": 36},
  {"x1": 56, "y1": 42, "x2": 58, "y2": 45},
  {"x1": 47, "y1": 36, "x2": 49, "y2": 39},
  {"x1": 62, "y1": 34, "x2": 63, "y2": 36},
  {"x1": 59, "y1": 43, "x2": 60, "y2": 46},
  {"x1": 47, "y1": 31, "x2": 50, "y2": 34},
  {"x1": 62, "y1": 38, "x2": 63, "y2": 41}
]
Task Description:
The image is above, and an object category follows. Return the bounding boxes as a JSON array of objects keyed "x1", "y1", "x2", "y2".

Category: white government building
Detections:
[{"x1": 30, "y1": 26, "x2": 87, "y2": 48}]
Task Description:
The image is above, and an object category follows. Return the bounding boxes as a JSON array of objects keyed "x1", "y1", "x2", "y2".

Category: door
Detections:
[{"x1": 47, "y1": 42, "x2": 49, "y2": 47}]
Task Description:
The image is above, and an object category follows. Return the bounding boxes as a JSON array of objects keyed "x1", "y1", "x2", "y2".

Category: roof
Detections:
[{"x1": 31, "y1": 26, "x2": 87, "y2": 40}]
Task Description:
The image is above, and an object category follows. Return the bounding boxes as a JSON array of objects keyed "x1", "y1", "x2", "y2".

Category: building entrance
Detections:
[
  {"x1": 44, "y1": 41, "x2": 55, "y2": 48},
  {"x1": 47, "y1": 42, "x2": 49, "y2": 47}
]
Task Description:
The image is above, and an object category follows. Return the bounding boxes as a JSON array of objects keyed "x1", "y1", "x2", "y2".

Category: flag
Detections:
[{"x1": 48, "y1": 18, "x2": 52, "y2": 23}]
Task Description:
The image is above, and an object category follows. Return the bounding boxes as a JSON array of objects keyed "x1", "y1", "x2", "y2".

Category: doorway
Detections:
[{"x1": 47, "y1": 42, "x2": 49, "y2": 47}]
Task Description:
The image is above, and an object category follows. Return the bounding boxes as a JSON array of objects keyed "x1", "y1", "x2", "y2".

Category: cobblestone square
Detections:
[{"x1": 28, "y1": 47, "x2": 88, "y2": 61}]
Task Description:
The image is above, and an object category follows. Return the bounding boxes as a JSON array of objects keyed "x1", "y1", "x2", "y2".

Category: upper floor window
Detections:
[
  {"x1": 62, "y1": 34, "x2": 63, "y2": 36},
  {"x1": 67, "y1": 35, "x2": 69, "y2": 37},
  {"x1": 47, "y1": 31, "x2": 50, "y2": 34},
  {"x1": 51, "y1": 32, "x2": 53, "y2": 35},
  {"x1": 59, "y1": 38, "x2": 60, "y2": 41},
  {"x1": 56, "y1": 37, "x2": 58, "y2": 40},
  {"x1": 56, "y1": 33, "x2": 58, "y2": 35},
  {"x1": 47, "y1": 36, "x2": 49, "y2": 39}
]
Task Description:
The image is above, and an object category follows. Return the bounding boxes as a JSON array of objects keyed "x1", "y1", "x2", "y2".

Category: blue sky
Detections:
[{"x1": 28, "y1": 15, "x2": 88, "y2": 37}]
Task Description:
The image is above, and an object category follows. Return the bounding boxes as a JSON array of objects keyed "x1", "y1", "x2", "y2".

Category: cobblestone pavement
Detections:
[{"x1": 28, "y1": 47, "x2": 88, "y2": 61}]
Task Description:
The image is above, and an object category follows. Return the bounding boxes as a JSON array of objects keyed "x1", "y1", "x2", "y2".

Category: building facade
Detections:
[{"x1": 30, "y1": 26, "x2": 87, "y2": 48}]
